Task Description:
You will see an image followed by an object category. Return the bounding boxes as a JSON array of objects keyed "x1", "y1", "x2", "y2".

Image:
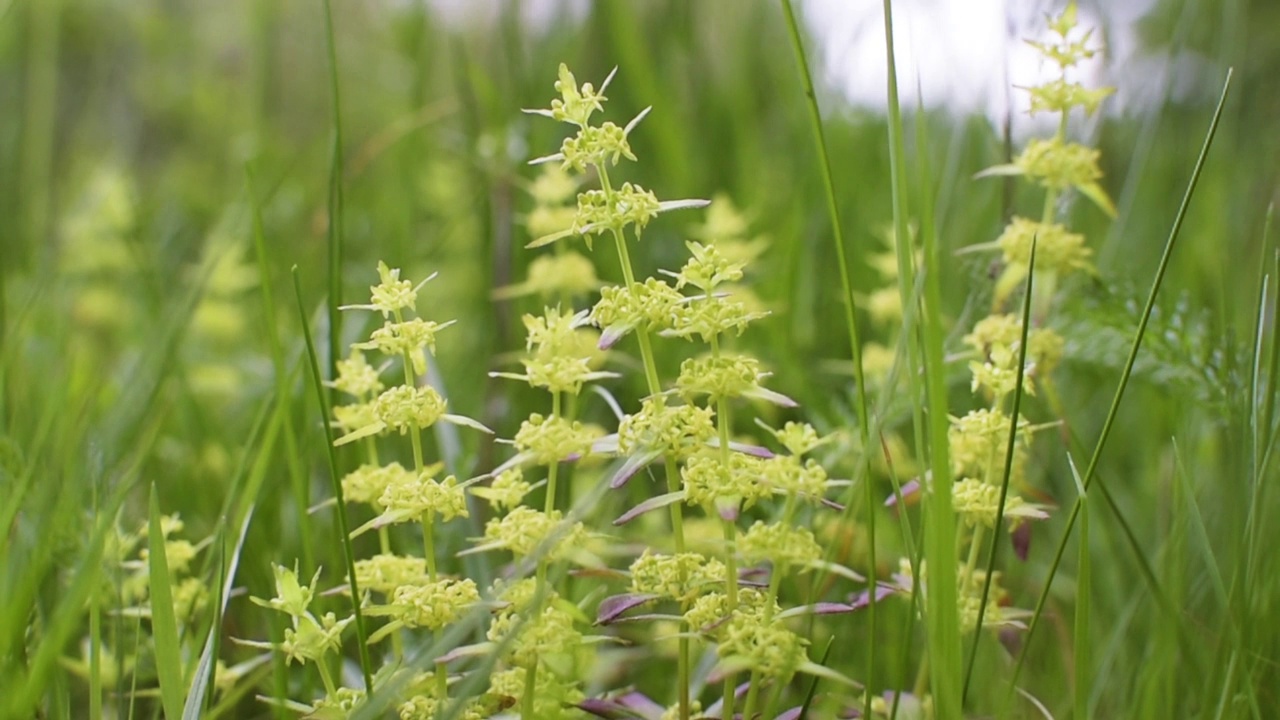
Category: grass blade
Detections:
[
  {"x1": 322, "y1": 0, "x2": 345, "y2": 390},
  {"x1": 878, "y1": 0, "x2": 961, "y2": 712},
  {"x1": 1068, "y1": 454, "x2": 1091, "y2": 720},
  {"x1": 148, "y1": 483, "x2": 185, "y2": 720},
  {"x1": 1005, "y1": 67, "x2": 1233, "y2": 700},
  {"x1": 291, "y1": 267, "x2": 374, "y2": 691},
  {"x1": 777, "y1": 0, "x2": 878, "y2": 703}
]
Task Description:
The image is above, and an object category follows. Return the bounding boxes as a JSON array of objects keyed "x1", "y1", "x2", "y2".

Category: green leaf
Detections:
[
  {"x1": 148, "y1": 483, "x2": 185, "y2": 720},
  {"x1": 1077, "y1": 180, "x2": 1117, "y2": 218},
  {"x1": 973, "y1": 163, "x2": 1025, "y2": 180}
]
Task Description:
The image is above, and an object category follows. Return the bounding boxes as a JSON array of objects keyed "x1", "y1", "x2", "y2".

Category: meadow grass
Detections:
[{"x1": 1, "y1": 1, "x2": 1278, "y2": 718}]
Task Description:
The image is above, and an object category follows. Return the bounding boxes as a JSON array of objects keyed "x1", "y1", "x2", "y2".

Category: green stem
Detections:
[
  {"x1": 597, "y1": 163, "x2": 691, "y2": 716},
  {"x1": 544, "y1": 392, "x2": 562, "y2": 514},
  {"x1": 315, "y1": 656, "x2": 338, "y2": 698},
  {"x1": 522, "y1": 662, "x2": 539, "y2": 718}
]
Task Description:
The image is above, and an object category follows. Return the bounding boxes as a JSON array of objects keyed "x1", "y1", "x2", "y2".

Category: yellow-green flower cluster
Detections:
[
  {"x1": 483, "y1": 506, "x2": 588, "y2": 560},
  {"x1": 737, "y1": 521, "x2": 823, "y2": 568},
  {"x1": 681, "y1": 451, "x2": 772, "y2": 510},
  {"x1": 616, "y1": 396, "x2": 716, "y2": 457},
  {"x1": 470, "y1": 467, "x2": 532, "y2": 510},
  {"x1": 247, "y1": 564, "x2": 353, "y2": 667},
  {"x1": 973, "y1": 2, "x2": 1115, "y2": 307},
  {"x1": 378, "y1": 470, "x2": 469, "y2": 523},
  {"x1": 629, "y1": 549, "x2": 727, "y2": 604},
  {"x1": 523, "y1": 63, "x2": 850, "y2": 715},
  {"x1": 514, "y1": 413, "x2": 602, "y2": 465},
  {"x1": 353, "y1": 554, "x2": 429, "y2": 595},
  {"x1": 114, "y1": 514, "x2": 209, "y2": 623}
]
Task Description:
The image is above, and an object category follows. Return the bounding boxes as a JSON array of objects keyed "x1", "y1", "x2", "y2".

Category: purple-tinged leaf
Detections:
[
  {"x1": 1012, "y1": 521, "x2": 1032, "y2": 561},
  {"x1": 599, "y1": 321, "x2": 636, "y2": 350},
  {"x1": 884, "y1": 478, "x2": 920, "y2": 508},
  {"x1": 819, "y1": 497, "x2": 845, "y2": 512},
  {"x1": 746, "y1": 385, "x2": 800, "y2": 408},
  {"x1": 577, "y1": 691, "x2": 664, "y2": 720},
  {"x1": 849, "y1": 583, "x2": 898, "y2": 610},
  {"x1": 777, "y1": 602, "x2": 856, "y2": 620},
  {"x1": 802, "y1": 559, "x2": 865, "y2": 582},
  {"x1": 706, "y1": 438, "x2": 775, "y2": 458},
  {"x1": 591, "y1": 434, "x2": 620, "y2": 454},
  {"x1": 596, "y1": 593, "x2": 660, "y2": 625},
  {"x1": 615, "y1": 490, "x2": 686, "y2": 525},
  {"x1": 610, "y1": 449, "x2": 663, "y2": 489},
  {"x1": 715, "y1": 497, "x2": 740, "y2": 522},
  {"x1": 606, "y1": 612, "x2": 684, "y2": 624},
  {"x1": 776, "y1": 707, "x2": 805, "y2": 720}
]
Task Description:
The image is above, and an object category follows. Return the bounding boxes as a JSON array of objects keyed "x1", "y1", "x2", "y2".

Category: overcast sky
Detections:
[{"x1": 801, "y1": 0, "x2": 1167, "y2": 124}]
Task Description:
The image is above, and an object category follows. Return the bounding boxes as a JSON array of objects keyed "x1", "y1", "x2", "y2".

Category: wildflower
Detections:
[
  {"x1": 493, "y1": 253, "x2": 600, "y2": 300},
  {"x1": 340, "y1": 261, "x2": 434, "y2": 318},
  {"x1": 737, "y1": 521, "x2": 823, "y2": 569},
  {"x1": 341, "y1": 462, "x2": 420, "y2": 508},
  {"x1": 329, "y1": 349, "x2": 384, "y2": 398},
  {"x1": 513, "y1": 413, "x2": 601, "y2": 465},
  {"x1": 376, "y1": 384, "x2": 446, "y2": 432},
  {"x1": 671, "y1": 241, "x2": 745, "y2": 292},
  {"x1": 589, "y1": 278, "x2": 687, "y2": 347},
  {"x1": 629, "y1": 549, "x2": 726, "y2": 604},
  {"x1": 996, "y1": 217, "x2": 1093, "y2": 276},
  {"x1": 759, "y1": 454, "x2": 830, "y2": 500},
  {"x1": 353, "y1": 554, "x2": 429, "y2": 595},
  {"x1": 491, "y1": 308, "x2": 617, "y2": 394},
  {"x1": 617, "y1": 396, "x2": 716, "y2": 458},
  {"x1": 482, "y1": 506, "x2": 587, "y2": 559},
  {"x1": 952, "y1": 477, "x2": 1048, "y2": 530},
  {"x1": 682, "y1": 450, "x2": 772, "y2": 511},
  {"x1": 676, "y1": 354, "x2": 796, "y2": 407},
  {"x1": 353, "y1": 317, "x2": 454, "y2": 375},
  {"x1": 377, "y1": 471, "x2": 469, "y2": 523},
  {"x1": 664, "y1": 295, "x2": 767, "y2": 343},
  {"x1": 366, "y1": 578, "x2": 480, "y2": 633},
  {"x1": 250, "y1": 563, "x2": 318, "y2": 619},
  {"x1": 470, "y1": 467, "x2": 532, "y2": 510}
]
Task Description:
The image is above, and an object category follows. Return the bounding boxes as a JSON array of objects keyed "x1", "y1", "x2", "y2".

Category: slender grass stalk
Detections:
[
  {"x1": 876, "y1": 0, "x2": 962, "y2": 714},
  {"x1": 1071, "y1": 456, "x2": 1091, "y2": 720},
  {"x1": 147, "y1": 484, "x2": 184, "y2": 720},
  {"x1": 962, "y1": 238, "x2": 1036, "y2": 703},
  {"x1": 322, "y1": 0, "x2": 345, "y2": 388},
  {"x1": 1005, "y1": 68, "x2": 1233, "y2": 702},
  {"x1": 291, "y1": 268, "x2": 374, "y2": 692},
  {"x1": 777, "y1": 0, "x2": 879, "y2": 707}
]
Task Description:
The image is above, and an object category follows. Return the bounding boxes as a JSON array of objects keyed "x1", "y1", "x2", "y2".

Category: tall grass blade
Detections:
[
  {"x1": 1068, "y1": 454, "x2": 1091, "y2": 720},
  {"x1": 148, "y1": 483, "x2": 185, "y2": 720},
  {"x1": 878, "y1": 0, "x2": 961, "y2": 713},
  {"x1": 322, "y1": 0, "x2": 345, "y2": 386},
  {"x1": 1006, "y1": 67, "x2": 1233, "y2": 699},
  {"x1": 777, "y1": 0, "x2": 877, "y2": 703},
  {"x1": 291, "y1": 268, "x2": 374, "y2": 691}
]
